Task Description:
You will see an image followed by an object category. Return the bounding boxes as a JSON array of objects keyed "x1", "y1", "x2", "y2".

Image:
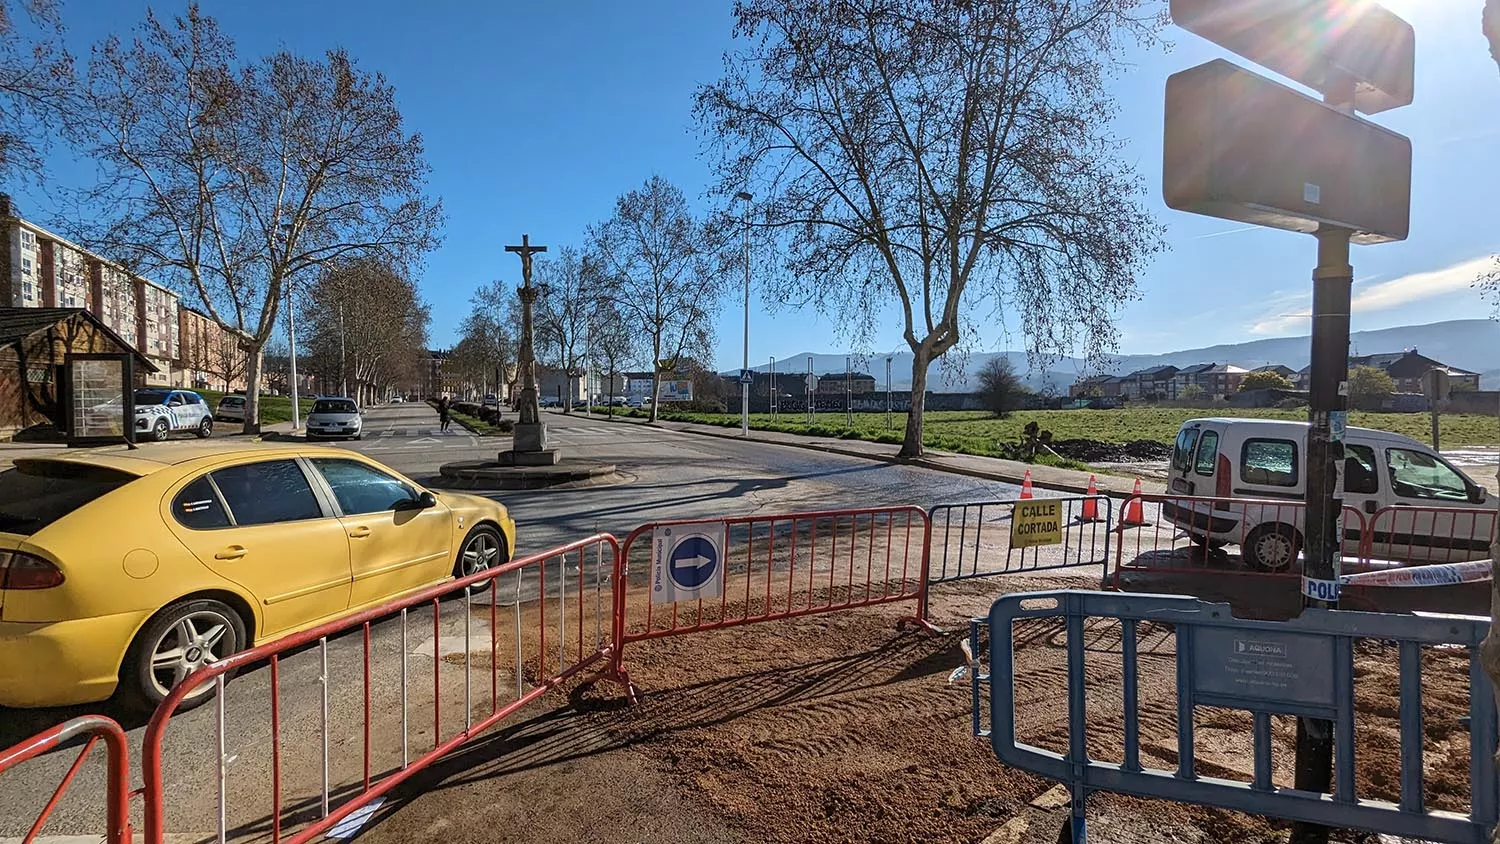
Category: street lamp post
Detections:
[
  {"x1": 338, "y1": 301, "x2": 347, "y2": 399},
  {"x1": 845, "y1": 355, "x2": 852, "y2": 427},
  {"x1": 886, "y1": 356, "x2": 893, "y2": 430},
  {"x1": 286, "y1": 276, "x2": 300, "y2": 431},
  {"x1": 770, "y1": 356, "x2": 777, "y2": 421},
  {"x1": 736, "y1": 190, "x2": 753, "y2": 437}
]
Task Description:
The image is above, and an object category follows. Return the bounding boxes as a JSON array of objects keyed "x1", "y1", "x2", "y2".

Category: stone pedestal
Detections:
[
  {"x1": 498, "y1": 421, "x2": 558, "y2": 466},
  {"x1": 496, "y1": 448, "x2": 560, "y2": 467},
  {"x1": 514, "y1": 420, "x2": 549, "y2": 452}
]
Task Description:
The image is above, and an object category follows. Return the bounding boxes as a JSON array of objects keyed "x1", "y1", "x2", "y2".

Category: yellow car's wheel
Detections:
[
  {"x1": 119, "y1": 598, "x2": 246, "y2": 714},
  {"x1": 455, "y1": 525, "x2": 508, "y2": 597}
]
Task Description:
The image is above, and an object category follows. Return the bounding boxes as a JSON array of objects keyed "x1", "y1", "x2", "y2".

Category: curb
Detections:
[{"x1": 608, "y1": 415, "x2": 1159, "y2": 500}]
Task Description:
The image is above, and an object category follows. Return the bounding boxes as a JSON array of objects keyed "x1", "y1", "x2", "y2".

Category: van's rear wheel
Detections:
[{"x1": 1244, "y1": 523, "x2": 1301, "y2": 572}]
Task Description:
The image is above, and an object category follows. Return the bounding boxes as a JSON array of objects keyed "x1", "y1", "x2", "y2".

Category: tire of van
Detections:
[{"x1": 1244, "y1": 523, "x2": 1302, "y2": 572}]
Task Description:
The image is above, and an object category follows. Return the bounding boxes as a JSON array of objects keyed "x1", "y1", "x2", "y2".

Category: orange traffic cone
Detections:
[
  {"x1": 1081, "y1": 475, "x2": 1100, "y2": 521},
  {"x1": 1019, "y1": 469, "x2": 1034, "y2": 500},
  {"x1": 1122, "y1": 478, "x2": 1148, "y2": 527}
]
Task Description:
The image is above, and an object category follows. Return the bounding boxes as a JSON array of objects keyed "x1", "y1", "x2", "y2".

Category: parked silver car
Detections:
[{"x1": 306, "y1": 397, "x2": 363, "y2": 440}]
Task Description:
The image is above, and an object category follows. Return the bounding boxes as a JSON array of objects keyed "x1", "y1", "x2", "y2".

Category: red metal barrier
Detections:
[
  {"x1": 1109, "y1": 494, "x2": 1370, "y2": 589},
  {"x1": 141, "y1": 534, "x2": 621, "y2": 844},
  {"x1": 1362, "y1": 504, "x2": 1497, "y2": 565},
  {"x1": 608, "y1": 507, "x2": 933, "y2": 692},
  {"x1": 0, "y1": 715, "x2": 131, "y2": 844}
]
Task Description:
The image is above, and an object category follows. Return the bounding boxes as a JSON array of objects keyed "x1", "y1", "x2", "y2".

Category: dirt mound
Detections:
[{"x1": 356, "y1": 574, "x2": 1472, "y2": 844}]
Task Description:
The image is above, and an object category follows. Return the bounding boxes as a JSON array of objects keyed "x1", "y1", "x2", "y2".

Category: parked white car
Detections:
[
  {"x1": 1165, "y1": 418, "x2": 1494, "y2": 569},
  {"x1": 215, "y1": 394, "x2": 246, "y2": 423},
  {"x1": 134, "y1": 389, "x2": 214, "y2": 441}
]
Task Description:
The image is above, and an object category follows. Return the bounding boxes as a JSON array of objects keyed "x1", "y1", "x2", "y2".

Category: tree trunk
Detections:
[
  {"x1": 900, "y1": 349, "x2": 931, "y2": 458},
  {"x1": 242, "y1": 345, "x2": 264, "y2": 435}
]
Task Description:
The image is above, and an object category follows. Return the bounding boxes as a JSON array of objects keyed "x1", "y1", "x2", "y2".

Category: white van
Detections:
[{"x1": 1165, "y1": 418, "x2": 1494, "y2": 570}]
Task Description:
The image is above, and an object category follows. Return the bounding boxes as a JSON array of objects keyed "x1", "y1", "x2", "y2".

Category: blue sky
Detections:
[{"x1": 15, "y1": 0, "x2": 1500, "y2": 370}]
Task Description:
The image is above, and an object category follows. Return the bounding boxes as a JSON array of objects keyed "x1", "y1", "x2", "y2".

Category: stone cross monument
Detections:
[{"x1": 498, "y1": 233, "x2": 558, "y2": 466}]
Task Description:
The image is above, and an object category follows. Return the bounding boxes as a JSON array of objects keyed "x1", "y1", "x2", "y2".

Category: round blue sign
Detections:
[{"x1": 668, "y1": 535, "x2": 719, "y2": 590}]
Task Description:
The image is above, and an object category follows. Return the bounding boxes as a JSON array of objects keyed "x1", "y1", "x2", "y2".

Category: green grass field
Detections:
[
  {"x1": 198, "y1": 389, "x2": 315, "y2": 427},
  {"x1": 649, "y1": 407, "x2": 1500, "y2": 459}
]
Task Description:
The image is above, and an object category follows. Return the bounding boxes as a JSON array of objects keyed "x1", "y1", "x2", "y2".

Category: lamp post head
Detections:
[{"x1": 735, "y1": 191, "x2": 753, "y2": 202}]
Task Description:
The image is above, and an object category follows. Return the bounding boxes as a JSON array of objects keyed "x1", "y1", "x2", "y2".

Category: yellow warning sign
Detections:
[{"x1": 1011, "y1": 500, "x2": 1063, "y2": 548}]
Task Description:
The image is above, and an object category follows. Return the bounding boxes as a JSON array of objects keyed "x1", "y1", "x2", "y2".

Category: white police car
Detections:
[{"x1": 134, "y1": 389, "x2": 214, "y2": 441}]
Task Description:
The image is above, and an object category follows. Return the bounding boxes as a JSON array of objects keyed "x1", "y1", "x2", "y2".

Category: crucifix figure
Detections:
[{"x1": 501, "y1": 233, "x2": 556, "y2": 463}]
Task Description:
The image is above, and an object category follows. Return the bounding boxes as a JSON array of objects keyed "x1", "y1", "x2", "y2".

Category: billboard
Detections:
[
  {"x1": 1163, "y1": 60, "x2": 1411, "y2": 244},
  {"x1": 657, "y1": 380, "x2": 694, "y2": 403}
]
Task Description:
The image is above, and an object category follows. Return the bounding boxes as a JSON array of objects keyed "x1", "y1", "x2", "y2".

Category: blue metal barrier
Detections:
[
  {"x1": 980, "y1": 590, "x2": 1497, "y2": 843},
  {"x1": 928, "y1": 496, "x2": 1113, "y2": 587}
]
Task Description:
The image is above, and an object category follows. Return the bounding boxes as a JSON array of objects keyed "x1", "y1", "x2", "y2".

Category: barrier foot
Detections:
[
  {"x1": 898, "y1": 615, "x2": 945, "y2": 636},
  {"x1": 592, "y1": 666, "x2": 640, "y2": 706}
]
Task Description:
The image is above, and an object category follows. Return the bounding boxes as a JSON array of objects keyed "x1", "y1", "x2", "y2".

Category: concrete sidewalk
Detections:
[
  {"x1": 0, "y1": 419, "x2": 299, "y2": 469},
  {"x1": 582, "y1": 411, "x2": 1167, "y2": 499}
]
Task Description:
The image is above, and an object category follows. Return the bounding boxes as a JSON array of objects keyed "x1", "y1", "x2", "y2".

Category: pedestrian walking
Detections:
[{"x1": 437, "y1": 396, "x2": 451, "y2": 433}]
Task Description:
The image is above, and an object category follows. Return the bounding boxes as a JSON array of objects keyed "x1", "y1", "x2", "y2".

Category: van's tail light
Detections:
[
  {"x1": 0, "y1": 551, "x2": 64, "y2": 589},
  {"x1": 1215, "y1": 454, "x2": 1232, "y2": 510}
]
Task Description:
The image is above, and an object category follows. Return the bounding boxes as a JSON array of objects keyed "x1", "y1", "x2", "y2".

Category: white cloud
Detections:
[
  {"x1": 1245, "y1": 256, "x2": 1493, "y2": 336},
  {"x1": 1247, "y1": 290, "x2": 1318, "y2": 336},
  {"x1": 1350, "y1": 256, "x2": 1493, "y2": 312},
  {"x1": 1248, "y1": 311, "x2": 1312, "y2": 336}
]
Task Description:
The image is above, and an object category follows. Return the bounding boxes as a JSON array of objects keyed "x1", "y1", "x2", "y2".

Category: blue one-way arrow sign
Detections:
[{"x1": 651, "y1": 523, "x2": 727, "y2": 604}]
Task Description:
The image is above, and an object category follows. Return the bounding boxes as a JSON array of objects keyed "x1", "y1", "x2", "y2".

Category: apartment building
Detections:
[
  {"x1": 178, "y1": 306, "x2": 247, "y2": 392},
  {"x1": 0, "y1": 203, "x2": 182, "y2": 385}
]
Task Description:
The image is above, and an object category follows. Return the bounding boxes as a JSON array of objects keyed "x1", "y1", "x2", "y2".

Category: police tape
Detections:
[{"x1": 1339, "y1": 560, "x2": 1493, "y2": 589}]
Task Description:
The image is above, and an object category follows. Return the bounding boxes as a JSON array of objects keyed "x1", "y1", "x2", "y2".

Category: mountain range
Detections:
[{"x1": 748, "y1": 319, "x2": 1500, "y2": 393}]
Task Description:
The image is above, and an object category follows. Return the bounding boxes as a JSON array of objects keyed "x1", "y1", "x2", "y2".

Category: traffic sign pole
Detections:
[
  {"x1": 1290, "y1": 224, "x2": 1352, "y2": 844},
  {"x1": 1158, "y1": 8, "x2": 1414, "y2": 842}
]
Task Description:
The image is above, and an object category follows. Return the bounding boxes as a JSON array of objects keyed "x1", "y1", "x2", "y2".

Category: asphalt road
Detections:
[{"x1": 0, "y1": 403, "x2": 1030, "y2": 842}]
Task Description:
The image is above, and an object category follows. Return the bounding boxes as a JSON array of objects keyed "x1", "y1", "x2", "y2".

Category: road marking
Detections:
[
  {"x1": 327, "y1": 797, "x2": 384, "y2": 839},
  {"x1": 409, "y1": 437, "x2": 442, "y2": 445}
]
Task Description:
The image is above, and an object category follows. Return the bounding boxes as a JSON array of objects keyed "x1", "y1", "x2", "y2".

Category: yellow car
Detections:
[{"x1": 0, "y1": 442, "x2": 516, "y2": 711}]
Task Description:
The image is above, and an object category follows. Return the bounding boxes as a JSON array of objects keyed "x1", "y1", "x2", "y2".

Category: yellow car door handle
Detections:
[
  {"x1": 214, "y1": 545, "x2": 247, "y2": 561},
  {"x1": 349, "y1": 526, "x2": 372, "y2": 539}
]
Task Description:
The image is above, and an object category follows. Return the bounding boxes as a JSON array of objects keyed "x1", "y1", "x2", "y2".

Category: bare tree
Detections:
[
  {"x1": 300, "y1": 258, "x2": 429, "y2": 406},
  {"x1": 206, "y1": 327, "x2": 248, "y2": 392},
  {"x1": 451, "y1": 280, "x2": 517, "y2": 401},
  {"x1": 0, "y1": 0, "x2": 70, "y2": 183},
  {"x1": 588, "y1": 175, "x2": 722, "y2": 422},
  {"x1": 977, "y1": 356, "x2": 1029, "y2": 419},
  {"x1": 588, "y1": 298, "x2": 638, "y2": 416},
  {"x1": 696, "y1": 0, "x2": 1166, "y2": 457},
  {"x1": 534, "y1": 246, "x2": 592, "y2": 413},
  {"x1": 62, "y1": 4, "x2": 441, "y2": 432}
]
